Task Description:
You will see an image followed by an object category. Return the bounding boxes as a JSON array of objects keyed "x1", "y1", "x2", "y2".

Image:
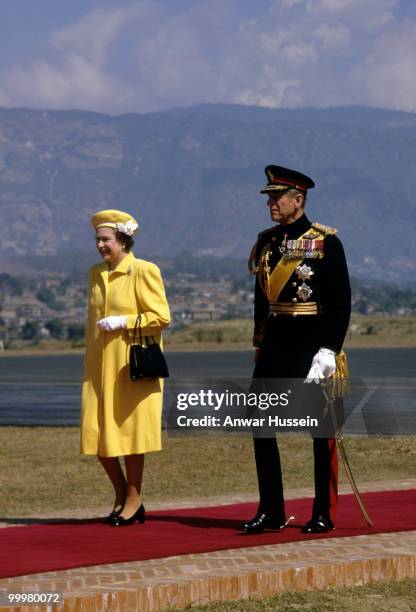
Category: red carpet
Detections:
[{"x1": 1, "y1": 489, "x2": 415, "y2": 579}]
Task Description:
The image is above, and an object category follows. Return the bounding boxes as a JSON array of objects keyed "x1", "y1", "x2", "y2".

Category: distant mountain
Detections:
[{"x1": 0, "y1": 104, "x2": 415, "y2": 281}]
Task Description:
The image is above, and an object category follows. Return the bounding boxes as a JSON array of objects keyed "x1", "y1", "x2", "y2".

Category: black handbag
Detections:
[{"x1": 129, "y1": 314, "x2": 169, "y2": 380}]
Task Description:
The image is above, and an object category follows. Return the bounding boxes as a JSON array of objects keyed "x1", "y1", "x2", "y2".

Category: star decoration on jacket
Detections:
[
  {"x1": 295, "y1": 264, "x2": 314, "y2": 281},
  {"x1": 297, "y1": 282, "x2": 313, "y2": 302}
]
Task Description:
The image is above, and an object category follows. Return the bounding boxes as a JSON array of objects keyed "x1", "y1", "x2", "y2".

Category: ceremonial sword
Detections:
[{"x1": 321, "y1": 382, "x2": 374, "y2": 527}]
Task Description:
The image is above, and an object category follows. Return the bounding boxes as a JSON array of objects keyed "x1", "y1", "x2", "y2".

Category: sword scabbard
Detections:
[{"x1": 322, "y1": 383, "x2": 374, "y2": 527}]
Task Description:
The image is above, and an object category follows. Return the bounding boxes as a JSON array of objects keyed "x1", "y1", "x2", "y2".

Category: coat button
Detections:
[
  {"x1": 292, "y1": 282, "x2": 297, "y2": 287},
  {"x1": 292, "y1": 297, "x2": 298, "y2": 303}
]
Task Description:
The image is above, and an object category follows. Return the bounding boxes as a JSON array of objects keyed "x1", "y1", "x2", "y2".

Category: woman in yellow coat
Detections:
[{"x1": 80, "y1": 209, "x2": 171, "y2": 526}]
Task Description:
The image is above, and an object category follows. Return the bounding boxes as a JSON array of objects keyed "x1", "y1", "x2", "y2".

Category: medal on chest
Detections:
[{"x1": 279, "y1": 232, "x2": 324, "y2": 260}]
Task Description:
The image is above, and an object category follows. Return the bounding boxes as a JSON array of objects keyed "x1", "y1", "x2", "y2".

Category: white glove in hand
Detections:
[
  {"x1": 96, "y1": 315, "x2": 127, "y2": 331},
  {"x1": 305, "y1": 348, "x2": 336, "y2": 384}
]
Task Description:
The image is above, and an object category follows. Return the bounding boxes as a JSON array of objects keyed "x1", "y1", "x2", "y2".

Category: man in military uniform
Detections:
[{"x1": 241, "y1": 165, "x2": 351, "y2": 534}]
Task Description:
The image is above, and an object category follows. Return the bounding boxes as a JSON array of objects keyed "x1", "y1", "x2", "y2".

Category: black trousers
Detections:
[
  {"x1": 252, "y1": 343, "x2": 339, "y2": 523},
  {"x1": 253, "y1": 436, "x2": 338, "y2": 522}
]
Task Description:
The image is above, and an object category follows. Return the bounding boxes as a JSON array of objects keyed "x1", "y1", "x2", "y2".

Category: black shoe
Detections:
[
  {"x1": 239, "y1": 512, "x2": 287, "y2": 534},
  {"x1": 110, "y1": 504, "x2": 145, "y2": 527},
  {"x1": 104, "y1": 508, "x2": 122, "y2": 525},
  {"x1": 301, "y1": 515, "x2": 334, "y2": 534}
]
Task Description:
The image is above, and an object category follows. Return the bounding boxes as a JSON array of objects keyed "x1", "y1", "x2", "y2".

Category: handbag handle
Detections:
[{"x1": 132, "y1": 314, "x2": 155, "y2": 347}]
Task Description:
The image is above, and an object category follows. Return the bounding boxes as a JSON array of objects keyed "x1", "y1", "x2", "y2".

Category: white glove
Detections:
[
  {"x1": 305, "y1": 348, "x2": 336, "y2": 384},
  {"x1": 96, "y1": 315, "x2": 127, "y2": 331}
]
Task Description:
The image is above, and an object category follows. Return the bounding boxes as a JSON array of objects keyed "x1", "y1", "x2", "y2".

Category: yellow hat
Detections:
[{"x1": 91, "y1": 209, "x2": 139, "y2": 236}]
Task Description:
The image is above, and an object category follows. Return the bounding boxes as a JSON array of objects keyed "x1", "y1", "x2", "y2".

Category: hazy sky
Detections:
[{"x1": 1, "y1": 0, "x2": 416, "y2": 115}]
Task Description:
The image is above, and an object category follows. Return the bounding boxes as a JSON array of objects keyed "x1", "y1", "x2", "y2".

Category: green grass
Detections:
[
  {"x1": 171, "y1": 578, "x2": 416, "y2": 611},
  {"x1": 0, "y1": 428, "x2": 415, "y2": 517}
]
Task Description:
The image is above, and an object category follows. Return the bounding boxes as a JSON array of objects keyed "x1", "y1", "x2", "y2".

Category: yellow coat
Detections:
[{"x1": 80, "y1": 251, "x2": 171, "y2": 457}]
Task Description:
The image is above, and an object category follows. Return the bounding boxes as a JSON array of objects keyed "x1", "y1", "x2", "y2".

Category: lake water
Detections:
[{"x1": 0, "y1": 348, "x2": 415, "y2": 426}]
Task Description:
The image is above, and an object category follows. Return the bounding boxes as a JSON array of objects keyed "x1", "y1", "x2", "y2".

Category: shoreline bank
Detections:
[{"x1": 1, "y1": 339, "x2": 416, "y2": 357}]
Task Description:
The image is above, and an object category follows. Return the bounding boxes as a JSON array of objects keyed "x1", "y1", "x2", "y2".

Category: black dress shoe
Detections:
[
  {"x1": 301, "y1": 515, "x2": 334, "y2": 534},
  {"x1": 239, "y1": 512, "x2": 287, "y2": 534},
  {"x1": 110, "y1": 504, "x2": 145, "y2": 527}
]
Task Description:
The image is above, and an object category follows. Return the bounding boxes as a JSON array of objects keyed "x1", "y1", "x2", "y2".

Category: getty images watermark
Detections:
[
  {"x1": 173, "y1": 387, "x2": 319, "y2": 431},
  {"x1": 163, "y1": 376, "x2": 416, "y2": 437}
]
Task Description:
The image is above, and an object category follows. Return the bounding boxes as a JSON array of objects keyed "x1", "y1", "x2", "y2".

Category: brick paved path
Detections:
[{"x1": 1, "y1": 479, "x2": 415, "y2": 611}]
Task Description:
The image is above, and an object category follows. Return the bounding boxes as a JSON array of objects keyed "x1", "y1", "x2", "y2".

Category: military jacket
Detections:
[{"x1": 251, "y1": 214, "x2": 351, "y2": 354}]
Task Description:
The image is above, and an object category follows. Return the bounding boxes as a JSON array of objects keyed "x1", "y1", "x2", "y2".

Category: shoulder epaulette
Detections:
[{"x1": 311, "y1": 222, "x2": 337, "y2": 236}]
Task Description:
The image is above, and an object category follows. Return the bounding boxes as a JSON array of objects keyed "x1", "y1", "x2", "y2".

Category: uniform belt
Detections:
[{"x1": 269, "y1": 301, "x2": 318, "y2": 316}]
